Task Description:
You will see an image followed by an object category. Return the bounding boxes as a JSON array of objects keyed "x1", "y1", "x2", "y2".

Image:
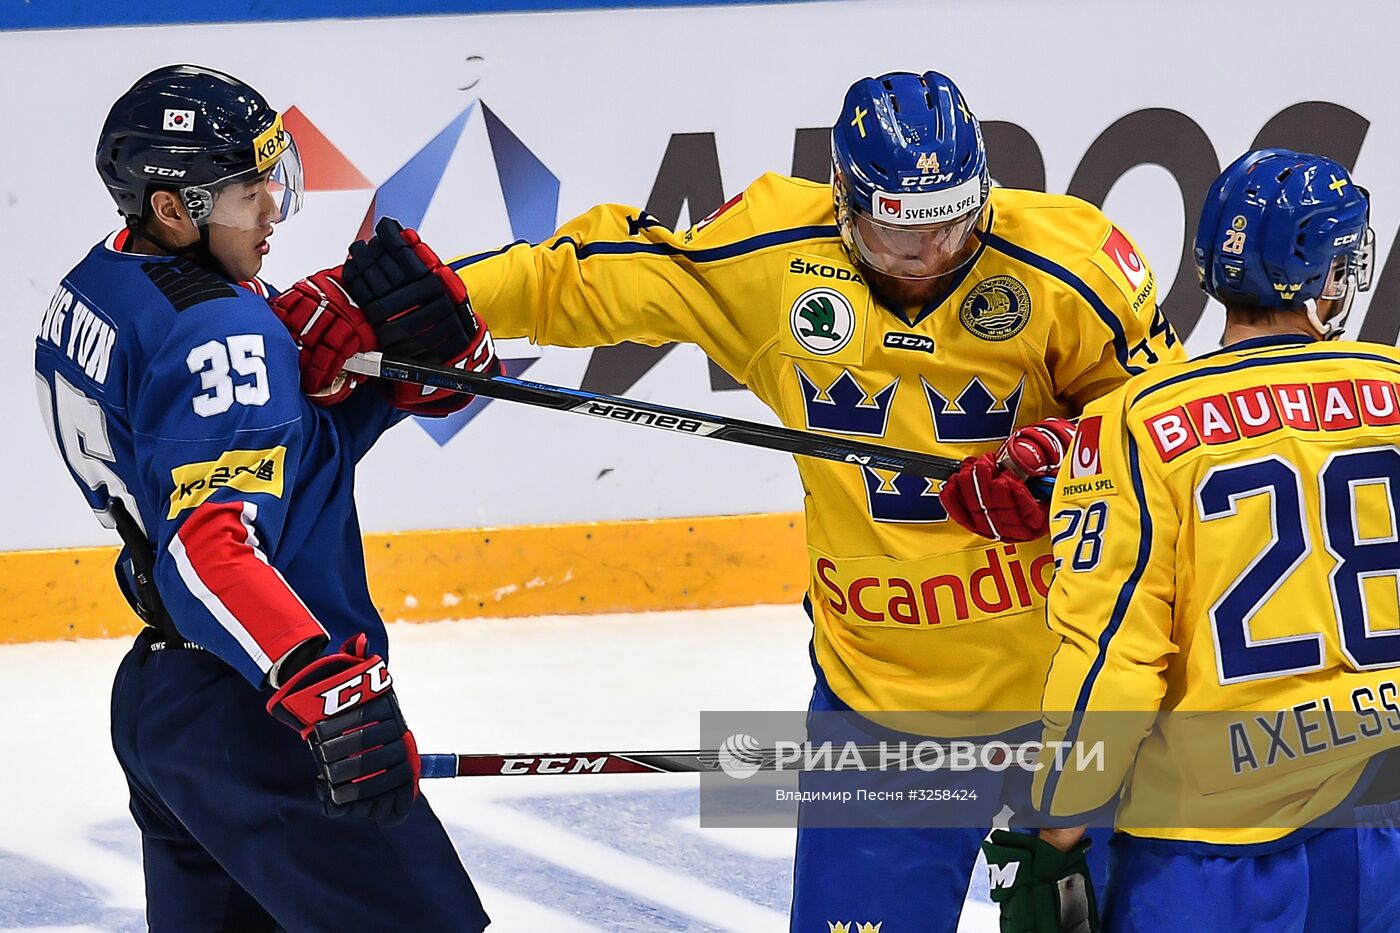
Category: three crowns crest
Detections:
[
  {"x1": 923, "y1": 376, "x2": 1025, "y2": 442},
  {"x1": 797, "y1": 368, "x2": 898, "y2": 437}
]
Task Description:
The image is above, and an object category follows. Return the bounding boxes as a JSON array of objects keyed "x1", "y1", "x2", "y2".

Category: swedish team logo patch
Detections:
[
  {"x1": 960, "y1": 276, "x2": 1031, "y2": 341},
  {"x1": 791, "y1": 286, "x2": 856, "y2": 355}
]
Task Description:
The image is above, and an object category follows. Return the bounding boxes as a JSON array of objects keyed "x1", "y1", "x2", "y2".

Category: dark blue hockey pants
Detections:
[{"x1": 111, "y1": 628, "x2": 489, "y2": 932}]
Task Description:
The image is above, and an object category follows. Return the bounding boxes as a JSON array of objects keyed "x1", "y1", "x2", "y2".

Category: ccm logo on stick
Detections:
[
  {"x1": 319, "y1": 661, "x2": 392, "y2": 716},
  {"x1": 501, "y1": 756, "x2": 609, "y2": 774}
]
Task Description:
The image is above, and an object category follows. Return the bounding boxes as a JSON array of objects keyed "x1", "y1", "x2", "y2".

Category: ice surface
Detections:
[{"x1": 0, "y1": 605, "x2": 996, "y2": 931}]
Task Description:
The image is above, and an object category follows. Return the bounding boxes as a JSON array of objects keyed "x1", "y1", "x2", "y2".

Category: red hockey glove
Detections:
[
  {"x1": 997, "y1": 417, "x2": 1076, "y2": 480},
  {"x1": 940, "y1": 417, "x2": 1075, "y2": 542},
  {"x1": 940, "y1": 454, "x2": 1049, "y2": 542},
  {"x1": 342, "y1": 217, "x2": 501, "y2": 415},
  {"x1": 267, "y1": 634, "x2": 420, "y2": 826},
  {"x1": 269, "y1": 267, "x2": 377, "y2": 406}
]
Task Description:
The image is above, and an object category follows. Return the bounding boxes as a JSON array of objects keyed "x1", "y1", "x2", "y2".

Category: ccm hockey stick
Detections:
[
  {"x1": 419, "y1": 742, "x2": 1032, "y2": 778},
  {"x1": 419, "y1": 749, "x2": 745, "y2": 778},
  {"x1": 346, "y1": 351, "x2": 1054, "y2": 495}
]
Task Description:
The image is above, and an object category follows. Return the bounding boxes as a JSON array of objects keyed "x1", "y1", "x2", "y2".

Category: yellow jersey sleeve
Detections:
[
  {"x1": 453, "y1": 173, "x2": 829, "y2": 385},
  {"x1": 1053, "y1": 219, "x2": 1184, "y2": 407},
  {"x1": 1032, "y1": 388, "x2": 1181, "y2": 819}
]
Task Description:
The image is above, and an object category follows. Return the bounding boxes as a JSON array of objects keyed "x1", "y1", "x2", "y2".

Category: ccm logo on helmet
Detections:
[
  {"x1": 901, "y1": 174, "x2": 955, "y2": 187},
  {"x1": 319, "y1": 660, "x2": 392, "y2": 716},
  {"x1": 142, "y1": 166, "x2": 187, "y2": 178}
]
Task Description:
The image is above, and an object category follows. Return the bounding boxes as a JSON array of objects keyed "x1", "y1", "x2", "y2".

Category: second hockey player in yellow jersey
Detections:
[
  {"x1": 985, "y1": 150, "x2": 1400, "y2": 933},
  {"x1": 455, "y1": 71, "x2": 1184, "y2": 933}
]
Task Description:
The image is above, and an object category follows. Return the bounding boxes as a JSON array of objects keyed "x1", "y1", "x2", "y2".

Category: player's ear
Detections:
[{"x1": 145, "y1": 190, "x2": 197, "y2": 243}]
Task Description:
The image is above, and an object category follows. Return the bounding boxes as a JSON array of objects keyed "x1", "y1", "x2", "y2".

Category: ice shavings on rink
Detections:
[{"x1": 0, "y1": 606, "x2": 998, "y2": 932}]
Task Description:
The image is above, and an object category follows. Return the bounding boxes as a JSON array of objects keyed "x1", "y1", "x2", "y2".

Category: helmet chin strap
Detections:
[{"x1": 1303, "y1": 286, "x2": 1354, "y2": 340}]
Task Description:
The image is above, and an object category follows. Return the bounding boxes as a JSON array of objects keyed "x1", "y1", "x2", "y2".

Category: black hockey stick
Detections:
[
  {"x1": 419, "y1": 742, "x2": 1031, "y2": 778},
  {"x1": 345, "y1": 351, "x2": 961, "y2": 479},
  {"x1": 345, "y1": 351, "x2": 1057, "y2": 493}
]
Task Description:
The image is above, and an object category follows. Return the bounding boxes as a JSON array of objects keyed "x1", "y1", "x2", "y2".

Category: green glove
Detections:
[{"x1": 981, "y1": 829, "x2": 1099, "y2": 933}]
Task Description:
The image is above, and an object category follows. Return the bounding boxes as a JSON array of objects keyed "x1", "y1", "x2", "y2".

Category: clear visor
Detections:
[
  {"x1": 1311, "y1": 227, "x2": 1375, "y2": 339},
  {"x1": 847, "y1": 207, "x2": 982, "y2": 280},
  {"x1": 1320, "y1": 227, "x2": 1375, "y2": 299},
  {"x1": 182, "y1": 134, "x2": 304, "y2": 230}
]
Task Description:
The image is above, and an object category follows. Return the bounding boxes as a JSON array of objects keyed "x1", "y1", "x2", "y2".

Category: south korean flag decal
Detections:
[
  {"x1": 1070, "y1": 416, "x2": 1103, "y2": 478},
  {"x1": 163, "y1": 109, "x2": 196, "y2": 132}
]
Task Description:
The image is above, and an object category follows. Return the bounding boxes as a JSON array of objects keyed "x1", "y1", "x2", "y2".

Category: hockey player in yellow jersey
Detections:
[
  {"x1": 278, "y1": 72, "x2": 1182, "y2": 931},
  {"x1": 982, "y1": 150, "x2": 1400, "y2": 933}
]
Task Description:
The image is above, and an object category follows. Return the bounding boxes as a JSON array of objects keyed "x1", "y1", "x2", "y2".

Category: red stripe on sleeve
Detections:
[{"x1": 175, "y1": 500, "x2": 325, "y2": 670}]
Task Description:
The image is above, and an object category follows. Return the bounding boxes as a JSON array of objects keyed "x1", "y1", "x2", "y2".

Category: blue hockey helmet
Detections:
[
  {"x1": 1195, "y1": 148, "x2": 1372, "y2": 338},
  {"x1": 831, "y1": 71, "x2": 989, "y2": 280},
  {"x1": 97, "y1": 64, "x2": 303, "y2": 230}
]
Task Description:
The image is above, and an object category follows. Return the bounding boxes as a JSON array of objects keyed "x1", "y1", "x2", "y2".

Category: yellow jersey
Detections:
[
  {"x1": 455, "y1": 172, "x2": 1182, "y2": 719},
  {"x1": 1036, "y1": 335, "x2": 1400, "y2": 847}
]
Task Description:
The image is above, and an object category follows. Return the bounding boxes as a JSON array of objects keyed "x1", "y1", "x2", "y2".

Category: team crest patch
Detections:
[
  {"x1": 960, "y1": 276, "x2": 1031, "y2": 341},
  {"x1": 791, "y1": 286, "x2": 856, "y2": 355}
]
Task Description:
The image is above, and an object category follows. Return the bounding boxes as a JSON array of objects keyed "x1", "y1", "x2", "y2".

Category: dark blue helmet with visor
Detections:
[
  {"x1": 1195, "y1": 148, "x2": 1372, "y2": 338},
  {"x1": 97, "y1": 64, "x2": 303, "y2": 231}
]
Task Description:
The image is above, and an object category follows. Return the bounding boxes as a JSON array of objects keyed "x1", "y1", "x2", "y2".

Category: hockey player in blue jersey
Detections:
[{"x1": 34, "y1": 65, "x2": 496, "y2": 930}]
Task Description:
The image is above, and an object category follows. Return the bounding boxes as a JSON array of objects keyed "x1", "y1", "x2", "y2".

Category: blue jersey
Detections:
[{"x1": 34, "y1": 231, "x2": 405, "y2": 685}]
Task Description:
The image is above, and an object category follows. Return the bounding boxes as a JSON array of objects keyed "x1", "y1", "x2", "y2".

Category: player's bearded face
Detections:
[{"x1": 849, "y1": 208, "x2": 982, "y2": 281}]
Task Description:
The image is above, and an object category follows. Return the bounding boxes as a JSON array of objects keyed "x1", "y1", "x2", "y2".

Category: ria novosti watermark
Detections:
[{"x1": 714, "y1": 733, "x2": 1105, "y2": 780}]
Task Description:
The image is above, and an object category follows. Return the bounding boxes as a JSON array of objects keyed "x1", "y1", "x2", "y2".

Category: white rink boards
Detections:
[{"x1": 6, "y1": 0, "x2": 1400, "y2": 552}]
